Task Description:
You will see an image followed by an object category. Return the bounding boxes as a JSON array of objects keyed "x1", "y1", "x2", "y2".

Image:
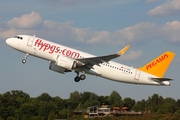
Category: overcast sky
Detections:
[{"x1": 1, "y1": 0, "x2": 180, "y2": 101}]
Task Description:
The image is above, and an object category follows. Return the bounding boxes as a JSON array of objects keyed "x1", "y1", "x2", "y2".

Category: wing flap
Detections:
[{"x1": 76, "y1": 45, "x2": 130, "y2": 66}]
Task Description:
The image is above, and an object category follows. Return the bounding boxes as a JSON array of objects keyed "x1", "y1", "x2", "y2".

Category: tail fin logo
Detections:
[
  {"x1": 146, "y1": 53, "x2": 168, "y2": 70},
  {"x1": 138, "y1": 51, "x2": 175, "y2": 77}
]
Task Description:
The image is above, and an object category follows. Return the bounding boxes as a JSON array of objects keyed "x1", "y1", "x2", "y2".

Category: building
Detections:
[{"x1": 87, "y1": 105, "x2": 111, "y2": 117}]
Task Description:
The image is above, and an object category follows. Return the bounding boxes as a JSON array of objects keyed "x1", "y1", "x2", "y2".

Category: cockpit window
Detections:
[{"x1": 14, "y1": 36, "x2": 23, "y2": 40}]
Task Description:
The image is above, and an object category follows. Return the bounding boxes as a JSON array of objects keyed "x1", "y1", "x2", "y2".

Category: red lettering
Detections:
[
  {"x1": 152, "y1": 61, "x2": 156, "y2": 66},
  {"x1": 156, "y1": 59, "x2": 160, "y2": 63},
  {"x1": 34, "y1": 39, "x2": 39, "y2": 46},
  {"x1": 66, "y1": 50, "x2": 71, "y2": 56},
  {"x1": 146, "y1": 64, "x2": 151, "y2": 70},
  {"x1": 158, "y1": 56, "x2": 163, "y2": 62},
  {"x1": 34, "y1": 39, "x2": 42, "y2": 47},
  {"x1": 146, "y1": 53, "x2": 169, "y2": 70},
  {"x1": 71, "y1": 52, "x2": 80, "y2": 58},
  {"x1": 62, "y1": 49, "x2": 67, "y2": 55},
  {"x1": 49, "y1": 45, "x2": 56, "y2": 54},
  {"x1": 43, "y1": 44, "x2": 50, "y2": 51},
  {"x1": 55, "y1": 47, "x2": 60, "y2": 53},
  {"x1": 164, "y1": 53, "x2": 168, "y2": 59},
  {"x1": 34, "y1": 40, "x2": 81, "y2": 58},
  {"x1": 39, "y1": 42, "x2": 46, "y2": 50}
]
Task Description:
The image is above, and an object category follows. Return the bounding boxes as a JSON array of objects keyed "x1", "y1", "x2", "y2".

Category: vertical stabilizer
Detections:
[{"x1": 138, "y1": 51, "x2": 175, "y2": 78}]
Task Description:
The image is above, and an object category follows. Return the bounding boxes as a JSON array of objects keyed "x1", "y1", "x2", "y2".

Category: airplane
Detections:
[{"x1": 6, "y1": 35, "x2": 175, "y2": 86}]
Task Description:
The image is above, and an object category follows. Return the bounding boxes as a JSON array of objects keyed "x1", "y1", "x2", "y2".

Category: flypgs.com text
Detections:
[{"x1": 34, "y1": 39, "x2": 80, "y2": 58}]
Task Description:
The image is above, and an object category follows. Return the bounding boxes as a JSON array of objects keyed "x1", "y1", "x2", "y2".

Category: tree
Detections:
[
  {"x1": 48, "y1": 111, "x2": 58, "y2": 120},
  {"x1": 108, "y1": 91, "x2": 123, "y2": 107},
  {"x1": 7, "y1": 116, "x2": 16, "y2": 120},
  {"x1": 69, "y1": 91, "x2": 80, "y2": 102},
  {"x1": 37, "y1": 101, "x2": 56, "y2": 119},
  {"x1": 37, "y1": 93, "x2": 52, "y2": 102},
  {"x1": 123, "y1": 97, "x2": 135, "y2": 110},
  {"x1": 162, "y1": 97, "x2": 176, "y2": 113},
  {"x1": 132, "y1": 99, "x2": 146, "y2": 112},
  {"x1": 80, "y1": 92, "x2": 92, "y2": 104},
  {"x1": 80, "y1": 92, "x2": 92, "y2": 108},
  {"x1": 89, "y1": 93, "x2": 100, "y2": 106},
  {"x1": 58, "y1": 108, "x2": 69, "y2": 119},
  {"x1": 146, "y1": 94, "x2": 163, "y2": 113},
  {"x1": 1, "y1": 90, "x2": 180, "y2": 119},
  {"x1": 19, "y1": 103, "x2": 38, "y2": 119},
  {"x1": 0, "y1": 91, "x2": 30, "y2": 119},
  {"x1": 68, "y1": 91, "x2": 81, "y2": 109},
  {"x1": 175, "y1": 99, "x2": 180, "y2": 112},
  {"x1": 98, "y1": 95, "x2": 109, "y2": 105},
  {"x1": 30, "y1": 116, "x2": 45, "y2": 120},
  {"x1": 52, "y1": 96, "x2": 65, "y2": 110}
]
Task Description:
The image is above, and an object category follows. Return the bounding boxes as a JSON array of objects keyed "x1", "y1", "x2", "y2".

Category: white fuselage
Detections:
[{"x1": 6, "y1": 35, "x2": 168, "y2": 86}]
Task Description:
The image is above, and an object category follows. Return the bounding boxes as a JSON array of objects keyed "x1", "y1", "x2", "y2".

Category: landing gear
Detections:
[
  {"x1": 22, "y1": 53, "x2": 29, "y2": 64},
  {"x1": 74, "y1": 71, "x2": 86, "y2": 82},
  {"x1": 74, "y1": 76, "x2": 80, "y2": 82},
  {"x1": 80, "y1": 74, "x2": 86, "y2": 80},
  {"x1": 22, "y1": 59, "x2": 26, "y2": 64}
]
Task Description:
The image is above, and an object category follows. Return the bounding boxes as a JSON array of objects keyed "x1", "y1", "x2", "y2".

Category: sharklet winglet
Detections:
[{"x1": 118, "y1": 45, "x2": 130, "y2": 55}]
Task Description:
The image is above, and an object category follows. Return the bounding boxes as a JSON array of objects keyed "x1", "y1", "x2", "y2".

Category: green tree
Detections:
[
  {"x1": 98, "y1": 95, "x2": 109, "y2": 105},
  {"x1": 68, "y1": 91, "x2": 81, "y2": 109},
  {"x1": 123, "y1": 97, "x2": 135, "y2": 110},
  {"x1": 80, "y1": 92, "x2": 92, "y2": 108},
  {"x1": 89, "y1": 93, "x2": 100, "y2": 106},
  {"x1": 19, "y1": 103, "x2": 38, "y2": 119},
  {"x1": 80, "y1": 92, "x2": 92, "y2": 104},
  {"x1": 52, "y1": 96, "x2": 65, "y2": 110},
  {"x1": 7, "y1": 116, "x2": 16, "y2": 120},
  {"x1": 37, "y1": 101, "x2": 56, "y2": 119},
  {"x1": 132, "y1": 99, "x2": 146, "y2": 112},
  {"x1": 30, "y1": 116, "x2": 45, "y2": 120},
  {"x1": 108, "y1": 91, "x2": 123, "y2": 107},
  {"x1": 163, "y1": 97, "x2": 176, "y2": 113},
  {"x1": 37, "y1": 93, "x2": 52, "y2": 102},
  {"x1": 48, "y1": 111, "x2": 58, "y2": 120},
  {"x1": 175, "y1": 99, "x2": 180, "y2": 113},
  {"x1": 0, "y1": 90, "x2": 30, "y2": 119},
  {"x1": 69, "y1": 91, "x2": 80, "y2": 102},
  {"x1": 58, "y1": 108, "x2": 69, "y2": 119},
  {"x1": 146, "y1": 94, "x2": 163, "y2": 113}
]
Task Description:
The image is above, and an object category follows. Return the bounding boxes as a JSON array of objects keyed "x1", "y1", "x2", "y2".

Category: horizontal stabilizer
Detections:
[{"x1": 150, "y1": 77, "x2": 173, "y2": 82}]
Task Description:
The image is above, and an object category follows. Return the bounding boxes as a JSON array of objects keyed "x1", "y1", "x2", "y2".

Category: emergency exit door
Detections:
[
  {"x1": 27, "y1": 36, "x2": 34, "y2": 47},
  {"x1": 134, "y1": 70, "x2": 141, "y2": 81}
]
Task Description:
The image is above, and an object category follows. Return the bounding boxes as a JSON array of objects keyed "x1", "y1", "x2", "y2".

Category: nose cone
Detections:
[{"x1": 6, "y1": 38, "x2": 14, "y2": 47}]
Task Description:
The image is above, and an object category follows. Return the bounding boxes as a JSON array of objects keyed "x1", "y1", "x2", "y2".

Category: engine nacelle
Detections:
[
  {"x1": 162, "y1": 81, "x2": 170, "y2": 86},
  {"x1": 55, "y1": 55, "x2": 77, "y2": 70},
  {"x1": 49, "y1": 61, "x2": 66, "y2": 74}
]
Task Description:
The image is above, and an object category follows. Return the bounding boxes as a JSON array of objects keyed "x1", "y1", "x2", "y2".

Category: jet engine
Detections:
[
  {"x1": 55, "y1": 55, "x2": 77, "y2": 70},
  {"x1": 49, "y1": 55, "x2": 78, "y2": 74},
  {"x1": 49, "y1": 61, "x2": 66, "y2": 73}
]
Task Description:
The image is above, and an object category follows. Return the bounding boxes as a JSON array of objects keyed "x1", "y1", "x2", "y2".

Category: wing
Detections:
[{"x1": 76, "y1": 45, "x2": 130, "y2": 66}]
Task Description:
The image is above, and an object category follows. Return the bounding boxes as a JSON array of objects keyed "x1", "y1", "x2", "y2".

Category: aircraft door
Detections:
[
  {"x1": 27, "y1": 36, "x2": 34, "y2": 47},
  {"x1": 26, "y1": 36, "x2": 37, "y2": 55},
  {"x1": 134, "y1": 70, "x2": 141, "y2": 81}
]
